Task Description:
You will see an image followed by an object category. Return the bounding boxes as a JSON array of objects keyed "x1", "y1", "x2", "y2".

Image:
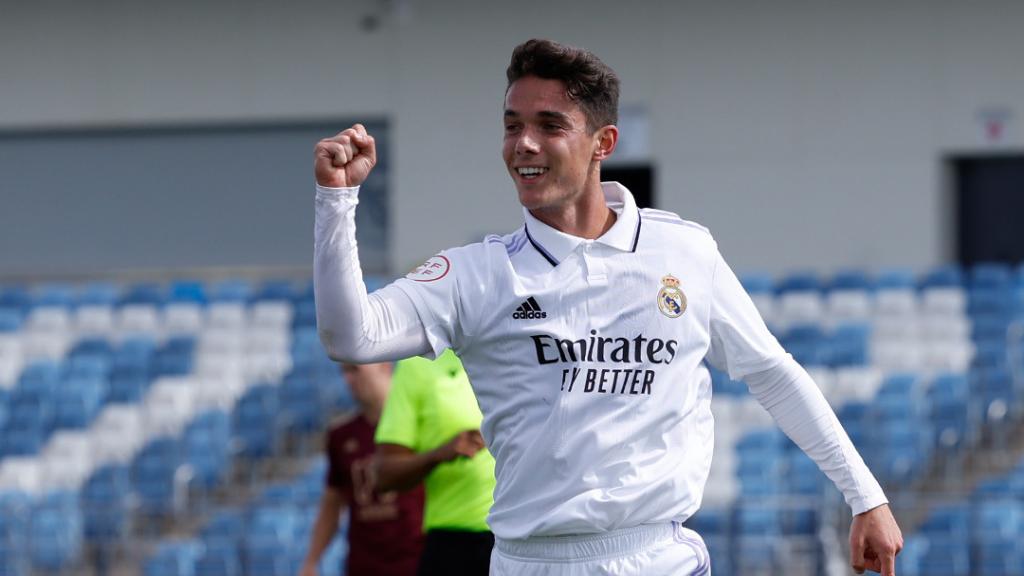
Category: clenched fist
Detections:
[
  {"x1": 436, "y1": 430, "x2": 486, "y2": 462},
  {"x1": 314, "y1": 124, "x2": 377, "y2": 188}
]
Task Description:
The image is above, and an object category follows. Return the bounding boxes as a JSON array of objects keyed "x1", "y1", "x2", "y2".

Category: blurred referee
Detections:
[{"x1": 312, "y1": 39, "x2": 902, "y2": 575}]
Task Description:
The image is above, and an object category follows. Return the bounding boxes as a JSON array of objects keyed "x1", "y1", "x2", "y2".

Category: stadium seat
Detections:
[
  {"x1": 144, "y1": 539, "x2": 203, "y2": 576},
  {"x1": 196, "y1": 509, "x2": 245, "y2": 576},
  {"x1": 233, "y1": 384, "x2": 280, "y2": 459},
  {"x1": 0, "y1": 490, "x2": 30, "y2": 576},
  {"x1": 89, "y1": 404, "x2": 146, "y2": 465},
  {"x1": 169, "y1": 280, "x2": 207, "y2": 305},
  {"x1": 39, "y1": 430, "x2": 94, "y2": 490},
  {"x1": 132, "y1": 436, "x2": 184, "y2": 516},
  {"x1": 165, "y1": 302, "x2": 204, "y2": 336},
  {"x1": 76, "y1": 282, "x2": 120, "y2": 307},
  {"x1": 210, "y1": 280, "x2": 252, "y2": 303},
  {"x1": 183, "y1": 409, "x2": 232, "y2": 490},
  {"x1": 28, "y1": 490, "x2": 82, "y2": 572},
  {"x1": 81, "y1": 464, "x2": 132, "y2": 544}
]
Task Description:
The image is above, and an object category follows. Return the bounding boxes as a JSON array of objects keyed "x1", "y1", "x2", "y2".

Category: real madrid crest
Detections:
[{"x1": 657, "y1": 275, "x2": 687, "y2": 318}]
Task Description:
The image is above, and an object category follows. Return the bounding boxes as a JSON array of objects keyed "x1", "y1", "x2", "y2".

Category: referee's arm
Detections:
[{"x1": 374, "y1": 431, "x2": 486, "y2": 492}]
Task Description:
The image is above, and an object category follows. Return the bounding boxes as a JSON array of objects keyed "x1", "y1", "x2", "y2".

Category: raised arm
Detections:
[{"x1": 313, "y1": 124, "x2": 432, "y2": 363}]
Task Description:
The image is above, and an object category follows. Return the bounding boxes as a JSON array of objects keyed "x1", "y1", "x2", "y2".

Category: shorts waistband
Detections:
[{"x1": 495, "y1": 523, "x2": 675, "y2": 562}]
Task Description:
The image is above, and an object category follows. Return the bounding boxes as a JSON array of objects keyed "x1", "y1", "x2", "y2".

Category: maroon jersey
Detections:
[{"x1": 327, "y1": 413, "x2": 425, "y2": 576}]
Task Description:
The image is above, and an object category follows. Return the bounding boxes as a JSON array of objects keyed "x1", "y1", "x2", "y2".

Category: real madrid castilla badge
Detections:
[{"x1": 657, "y1": 275, "x2": 687, "y2": 318}]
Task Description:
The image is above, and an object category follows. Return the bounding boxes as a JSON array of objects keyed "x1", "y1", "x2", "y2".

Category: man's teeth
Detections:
[{"x1": 517, "y1": 167, "x2": 548, "y2": 176}]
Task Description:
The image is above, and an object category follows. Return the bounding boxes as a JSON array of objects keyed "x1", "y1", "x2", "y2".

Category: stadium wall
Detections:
[{"x1": 2, "y1": 0, "x2": 1022, "y2": 276}]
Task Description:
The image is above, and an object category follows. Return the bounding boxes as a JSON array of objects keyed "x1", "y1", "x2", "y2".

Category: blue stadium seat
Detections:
[
  {"x1": 0, "y1": 308, "x2": 22, "y2": 332},
  {"x1": 34, "y1": 284, "x2": 74, "y2": 308},
  {"x1": 828, "y1": 322, "x2": 870, "y2": 367},
  {"x1": 169, "y1": 280, "x2": 207, "y2": 305},
  {"x1": 233, "y1": 384, "x2": 280, "y2": 459},
  {"x1": 210, "y1": 279, "x2": 252, "y2": 303},
  {"x1": 779, "y1": 324, "x2": 828, "y2": 366},
  {"x1": 108, "y1": 371, "x2": 150, "y2": 403},
  {"x1": 876, "y1": 268, "x2": 916, "y2": 289},
  {"x1": 132, "y1": 437, "x2": 183, "y2": 516},
  {"x1": 927, "y1": 373, "x2": 971, "y2": 450},
  {"x1": 144, "y1": 539, "x2": 203, "y2": 576},
  {"x1": 280, "y1": 371, "x2": 326, "y2": 433},
  {"x1": 67, "y1": 352, "x2": 113, "y2": 380},
  {"x1": 244, "y1": 506, "x2": 305, "y2": 576},
  {"x1": 52, "y1": 376, "x2": 107, "y2": 429},
  {"x1": 28, "y1": 491, "x2": 83, "y2": 572},
  {"x1": 708, "y1": 366, "x2": 747, "y2": 396},
  {"x1": 919, "y1": 264, "x2": 964, "y2": 289},
  {"x1": 254, "y1": 279, "x2": 296, "y2": 302},
  {"x1": 291, "y1": 301, "x2": 317, "y2": 330},
  {"x1": 829, "y1": 269, "x2": 873, "y2": 291},
  {"x1": 82, "y1": 464, "x2": 132, "y2": 544},
  {"x1": 0, "y1": 491, "x2": 31, "y2": 576},
  {"x1": 76, "y1": 282, "x2": 120, "y2": 306},
  {"x1": 69, "y1": 338, "x2": 115, "y2": 360},
  {"x1": 786, "y1": 451, "x2": 824, "y2": 495},
  {"x1": 196, "y1": 509, "x2": 245, "y2": 576},
  {"x1": 776, "y1": 271, "x2": 820, "y2": 294},
  {"x1": 739, "y1": 273, "x2": 774, "y2": 295},
  {"x1": 119, "y1": 282, "x2": 166, "y2": 306},
  {"x1": 968, "y1": 287, "x2": 1015, "y2": 317},
  {"x1": 183, "y1": 410, "x2": 232, "y2": 490},
  {"x1": 970, "y1": 262, "x2": 1014, "y2": 289},
  {"x1": 0, "y1": 287, "x2": 32, "y2": 313}
]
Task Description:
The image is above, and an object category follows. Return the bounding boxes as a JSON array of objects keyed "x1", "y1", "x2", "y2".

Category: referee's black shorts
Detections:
[{"x1": 417, "y1": 529, "x2": 495, "y2": 576}]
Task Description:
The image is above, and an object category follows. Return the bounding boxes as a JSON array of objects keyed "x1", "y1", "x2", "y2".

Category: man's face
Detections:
[
  {"x1": 503, "y1": 76, "x2": 600, "y2": 211},
  {"x1": 341, "y1": 362, "x2": 391, "y2": 406}
]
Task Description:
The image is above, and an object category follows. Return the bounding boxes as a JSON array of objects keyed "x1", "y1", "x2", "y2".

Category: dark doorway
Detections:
[
  {"x1": 603, "y1": 165, "x2": 655, "y2": 208},
  {"x1": 953, "y1": 155, "x2": 1024, "y2": 266}
]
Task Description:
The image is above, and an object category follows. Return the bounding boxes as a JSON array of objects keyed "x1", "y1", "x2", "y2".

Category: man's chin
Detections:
[{"x1": 517, "y1": 188, "x2": 551, "y2": 211}]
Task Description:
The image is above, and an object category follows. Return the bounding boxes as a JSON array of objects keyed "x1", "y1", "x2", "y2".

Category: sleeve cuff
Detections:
[
  {"x1": 315, "y1": 184, "x2": 360, "y2": 199},
  {"x1": 851, "y1": 492, "x2": 890, "y2": 516}
]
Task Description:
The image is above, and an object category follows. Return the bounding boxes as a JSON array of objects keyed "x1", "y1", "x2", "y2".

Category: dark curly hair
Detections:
[{"x1": 506, "y1": 39, "x2": 620, "y2": 133}]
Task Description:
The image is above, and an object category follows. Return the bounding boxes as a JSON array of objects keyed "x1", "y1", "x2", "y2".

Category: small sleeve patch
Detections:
[{"x1": 406, "y1": 254, "x2": 451, "y2": 282}]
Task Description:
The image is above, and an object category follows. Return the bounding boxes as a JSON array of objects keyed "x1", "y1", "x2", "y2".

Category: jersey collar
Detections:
[{"x1": 522, "y1": 182, "x2": 642, "y2": 266}]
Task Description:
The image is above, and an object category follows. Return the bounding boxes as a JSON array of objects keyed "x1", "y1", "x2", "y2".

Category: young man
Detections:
[
  {"x1": 374, "y1": 349, "x2": 496, "y2": 576},
  {"x1": 313, "y1": 39, "x2": 903, "y2": 575},
  {"x1": 300, "y1": 362, "x2": 424, "y2": 576}
]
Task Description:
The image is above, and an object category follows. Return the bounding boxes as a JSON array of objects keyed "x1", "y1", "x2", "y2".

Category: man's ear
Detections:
[{"x1": 593, "y1": 125, "x2": 619, "y2": 161}]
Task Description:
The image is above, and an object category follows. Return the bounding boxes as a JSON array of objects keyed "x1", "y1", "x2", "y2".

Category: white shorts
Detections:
[{"x1": 489, "y1": 522, "x2": 710, "y2": 575}]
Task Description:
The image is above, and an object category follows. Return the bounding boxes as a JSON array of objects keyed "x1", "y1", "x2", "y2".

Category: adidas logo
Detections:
[{"x1": 513, "y1": 296, "x2": 547, "y2": 320}]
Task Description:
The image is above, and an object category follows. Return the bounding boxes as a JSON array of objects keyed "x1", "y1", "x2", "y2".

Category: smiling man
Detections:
[{"x1": 312, "y1": 39, "x2": 903, "y2": 575}]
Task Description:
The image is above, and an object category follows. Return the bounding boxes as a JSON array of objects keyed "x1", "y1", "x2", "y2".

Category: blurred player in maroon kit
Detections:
[{"x1": 300, "y1": 362, "x2": 425, "y2": 576}]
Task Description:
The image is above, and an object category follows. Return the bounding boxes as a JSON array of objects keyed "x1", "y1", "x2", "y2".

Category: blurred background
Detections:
[{"x1": 1, "y1": 1, "x2": 1023, "y2": 574}]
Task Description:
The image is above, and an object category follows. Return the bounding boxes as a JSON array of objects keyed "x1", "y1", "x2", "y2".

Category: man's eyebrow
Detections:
[
  {"x1": 537, "y1": 110, "x2": 572, "y2": 123},
  {"x1": 502, "y1": 109, "x2": 572, "y2": 123}
]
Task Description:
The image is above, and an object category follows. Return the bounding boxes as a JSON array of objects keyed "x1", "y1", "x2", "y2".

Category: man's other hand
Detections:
[{"x1": 850, "y1": 503, "x2": 903, "y2": 575}]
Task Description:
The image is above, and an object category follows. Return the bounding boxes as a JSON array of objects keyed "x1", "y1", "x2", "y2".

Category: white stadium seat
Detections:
[
  {"x1": 164, "y1": 302, "x2": 204, "y2": 335},
  {"x1": 74, "y1": 304, "x2": 116, "y2": 336},
  {"x1": 89, "y1": 404, "x2": 146, "y2": 465},
  {"x1": 40, "y1": 431, "x2": 94, "y2": 490},
  {"x1": 249, "y1": 301, "x2": 294, "y2": 329},
  {"x1": 0, "y1": 457, "x2": 42, "y2": 495},
  {"x1": 207, "y1": 302, "x2": 247, "y2": 330},
  {"x1": 117, "y1": 304, "x2": 162, "y2": 339}
]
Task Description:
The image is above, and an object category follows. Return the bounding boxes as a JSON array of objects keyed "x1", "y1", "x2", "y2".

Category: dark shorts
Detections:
[{"x1": 417, "y1": 529, "x2": 495, "y2": 576}]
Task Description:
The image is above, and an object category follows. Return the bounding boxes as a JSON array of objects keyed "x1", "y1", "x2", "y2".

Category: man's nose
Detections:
[{"x1": 515, "y1": 130, "x2": 540, "y2": 155}]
